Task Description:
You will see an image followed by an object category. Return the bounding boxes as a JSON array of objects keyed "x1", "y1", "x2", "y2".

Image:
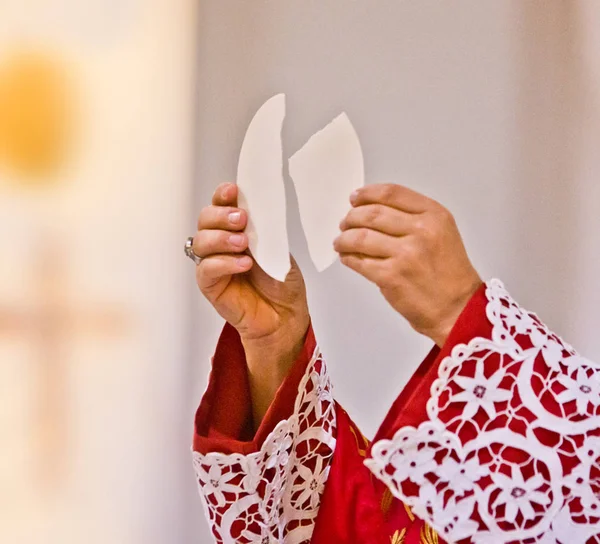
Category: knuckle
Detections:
[
  {"x1": 204, "y1": 232, "x2": 218, "y2": 253},
  {"x1": 341, "y1": 254, "x2": 358, "y2": 270},
  {"x1": 197, "y1": 207, "x2": 208, "y2": 229},
  {"x1": 192, "y1": 232, "x2": 204, "y2": 254},
  {"x1": 198, "y1": 231, "x2": 223, "y2": 255},
  {"x1": 414, "y1": 216, "x2": 437, "y2": 240},
  {"x1": 379, "y1": 183, "x2": 396, "y2": 202},
  {"x1": 192, "y1": 243, "x2": 205, "y2": 260},
  {"x1": 372, "y1": 261, "x2": 390, "y2": 286},
  {"x1": 435, "y1": 204, "x2": 455, "y2": 224},
  {"x1": 366, "y1": 204, "x2": 382, "y2": 225},
  {"x1": 392, "y1": 252, "x2": 410, "y2": 274},
  {"x1": 399, "y1": 241, "x2": 420, "y2": 263},
  {"x1": 371, "y1": 259, "x2": 395, "y2": 287},
  {"x1": 413, "y1": 217, "x2": 429, "y2": 234},
  {"x1": 196, "y1": 256, "x2": 225, "y2": 288},
  {"x1": 344, "y1": 207, "x2": 358, "y2": 226},
  {"x1": 354, "y1": 228, "x2": 369, "y2": 246}
]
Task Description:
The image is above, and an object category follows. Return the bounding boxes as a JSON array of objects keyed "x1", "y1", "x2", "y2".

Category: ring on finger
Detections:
[{"x1": 184, "y1": 236, "x2": 202, "y2": 265}]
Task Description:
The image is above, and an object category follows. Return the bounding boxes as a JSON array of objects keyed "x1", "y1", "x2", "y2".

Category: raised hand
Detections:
[
  {"x1": 334, "y1": 184, "x2": 482, "y2": 347},
  {"x1": 194, "y1": 182, "x2": 310, "y2": 424},
  {"x1": 195, "y1": 182, "x2": 309, "y2": 345}
]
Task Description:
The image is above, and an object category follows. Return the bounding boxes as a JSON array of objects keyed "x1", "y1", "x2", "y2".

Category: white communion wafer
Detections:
[
  {"x1": 236, "y1": 94, "x2": 291, "y2": 282},
  {"x1": 289, "y1": 112, "x2": 365, "y2": 272}
]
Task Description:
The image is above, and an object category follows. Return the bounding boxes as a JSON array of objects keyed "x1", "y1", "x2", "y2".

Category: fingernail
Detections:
[
  {"x1": 237, "y1": 256, "x2": 251, "y2": 268},
  {"x1": 229, "y1": 211, "x2": 242, "y2": 224},
  {"x1": 230, "y1": 234, "x2": 245, "y2": 246},
  {"x1": 350, "y1": 190, "x2": 360, "y2": 204}
]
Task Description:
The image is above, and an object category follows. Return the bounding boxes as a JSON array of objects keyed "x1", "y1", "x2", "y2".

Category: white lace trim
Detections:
[
  {"x1": 366, "y1": 279, "x2": 600, "y2": 543},
  {"x1": 193, "y1": 347, "x2": 336, "y2": 544}
]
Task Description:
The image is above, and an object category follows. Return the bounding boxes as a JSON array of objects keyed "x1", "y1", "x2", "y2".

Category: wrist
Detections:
[
  {"x1": 241, "y1": 313, "x2": 310, "y2": 377},
  {"x1": 241, "y1": 314, "x2": 310, "y2": 429},
  {"x1": 425, "y1": 275, "x2": 483, "y2": 347}
]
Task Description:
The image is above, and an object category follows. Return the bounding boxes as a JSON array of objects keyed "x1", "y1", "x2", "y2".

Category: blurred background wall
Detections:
[
  {"x1": 1, "y1": 1, "x2": 599, "y2": 543},
  {"x1": 0, "y1": 1, "x2": 199, "y2": 543}
]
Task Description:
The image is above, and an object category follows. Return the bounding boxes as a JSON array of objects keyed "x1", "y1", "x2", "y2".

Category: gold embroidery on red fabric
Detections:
[
  {"x1": 404, "y1": 502, "x2": 415, "y2": 522},
  {"x1": 390, "y1": 528, "x2": 406, "y2": 544},
  {"x1": 420, "y1": 523, "x2": 439, "y2": 544},
  {"x1": 381, "y1": 488, "x2": 394, "y2": 514},
  {"x1": 348, "y1": 424, "x2": 369, "y2": 458}
]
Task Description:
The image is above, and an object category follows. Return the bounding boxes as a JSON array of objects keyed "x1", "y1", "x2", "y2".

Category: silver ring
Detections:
[{"x1": 185, "y1": 236, "x2": 202, "y2": 265}]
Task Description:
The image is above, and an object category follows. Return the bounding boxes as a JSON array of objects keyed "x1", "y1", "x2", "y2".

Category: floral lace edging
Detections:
[
  {"x1": 366, "y1": 279, "x2": 600, "y2": 543},
  {"x1": 193, "y1": 347, "x2": 336, "y2": 544}
]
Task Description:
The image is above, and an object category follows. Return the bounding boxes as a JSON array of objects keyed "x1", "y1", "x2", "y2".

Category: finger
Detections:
[
  {"x1": 197, "y1": 254, "x2": 253, "y2": 289},
  {"x1": 334, "y1": 228, "x2": 397, "y2": 258},
  {"x1": 350, "y1": 183, "x2": 434, "y2": 214},
  {"x1": 339, "y1": 253, "x2": 386, "y2": 285},
  {"x1": 212, "y1": 182, "x2": 238, "y2": 206},
  {"x1": 193, "y1": 229, "x2": 248, "y2": 258},
  {"x1": 197, "y1": 206, "x2": 247, "y2": 231},
  {"x1": 340, "y1": 204, "x2": 415, "y2": 236}
]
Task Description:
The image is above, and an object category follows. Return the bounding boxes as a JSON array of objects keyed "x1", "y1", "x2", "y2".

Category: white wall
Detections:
[{"x1": 190, "y1": 1, "x2": 600, "y2": 541}]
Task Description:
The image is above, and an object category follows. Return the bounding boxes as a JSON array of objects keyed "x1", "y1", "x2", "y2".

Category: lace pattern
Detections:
[
  {"x1": 193, "y1": 348, "x2": 336, "y2": 544},
  {"x1": 366, "y1": 279, "x2": 600, "y2": 543}
]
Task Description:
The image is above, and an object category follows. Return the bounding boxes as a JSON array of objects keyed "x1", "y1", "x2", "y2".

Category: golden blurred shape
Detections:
[{"x1": 0, "y1": 51, "x2": 76, "y2": 184}]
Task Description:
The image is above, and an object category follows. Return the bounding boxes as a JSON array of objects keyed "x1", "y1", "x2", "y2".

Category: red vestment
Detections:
[{"x1": 192, "y1": 281, "x2": 600, "y2": 543}]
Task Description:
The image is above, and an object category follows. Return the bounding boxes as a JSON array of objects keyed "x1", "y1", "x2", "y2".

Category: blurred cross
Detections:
[{"x1": 0, "y1": 242, "x2": 130, "y2": 494}]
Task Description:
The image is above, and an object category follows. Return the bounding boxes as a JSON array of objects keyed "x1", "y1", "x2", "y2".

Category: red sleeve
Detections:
[
  {"x1": 191, "y1": 322, "x2": 337, "y2": 544},
  {"x1": 193, "y1": 322, "x2": 436, "y2": 544},
  {"x1": 193, "y1": 322, "x2": 316, "y2": 455},
  {"x1": 366, "y1": 279, "x2": 600, "y2": 544},
  {"x1": 373, "y1": 282, "x2": 488, "y2": 442}
]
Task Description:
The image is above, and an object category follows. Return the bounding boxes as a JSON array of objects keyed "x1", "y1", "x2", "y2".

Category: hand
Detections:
[
  {"x1": 334, "y1": 183, "x2": 482, "y2": 347},
  {"x1": 194, "y1": 182, "x2": 310, "y2": 352}
]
